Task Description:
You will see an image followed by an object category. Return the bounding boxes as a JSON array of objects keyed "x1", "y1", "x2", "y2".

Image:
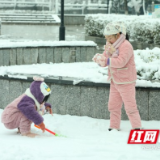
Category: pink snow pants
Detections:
[{"x1": 108, "y1": 80, "x2": 142, "y2": 129}]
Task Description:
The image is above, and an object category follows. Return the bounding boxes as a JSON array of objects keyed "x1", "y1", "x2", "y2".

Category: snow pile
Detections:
[
  {"x1": 85, "y1": 14, "x2": 160, "y2": 44},
  {"x1": 0, "y1": 109, "x2": 160, "y2": 160}
]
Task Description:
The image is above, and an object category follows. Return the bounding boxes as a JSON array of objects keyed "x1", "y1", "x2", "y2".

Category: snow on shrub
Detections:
[
  {"x1": 135, "y1": 48, "x2": 160, "y2": 80},
  {"x1": 85, "y1": 14, "x2": 160, "y2": 44}
]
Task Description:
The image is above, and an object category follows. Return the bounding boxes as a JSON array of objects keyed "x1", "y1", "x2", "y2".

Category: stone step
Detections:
[
  {"x1": 0, "y1": 12, "x2": 55, "y2": 16},
  {"x1": 1, "y1": 18, "x2": 56, "y2": 21},
  {"x1": 0, "y1": 15, "x2": 53, "y2": 18},
  {"x1": 1, "y1": 20, "x2": 59, "y2": 24},
  {"x1": 0, "y1": 13, "x2": 60, "y2": 24}
]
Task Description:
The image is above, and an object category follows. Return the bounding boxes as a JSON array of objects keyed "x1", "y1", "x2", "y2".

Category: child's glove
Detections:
[
  {"x1": 92, "y1": 53, "x2": 100, "y2": 62},
  {"x1": 98, "y1": 55, "x2": 107, "y2": 67},
  {"x1": 45, "y1": 102, "x2": 53, "y2": 115},
  {"x1": 95, "y1": 54, "x2": 107, "y2": 67},
  {"x1": 92, "y1": 53, "x2": 107, "y2": 67},
  {"x1": 38, "y1": 122, "x2": 45, "y2": 132},
  {"x1": 46, "y1": 106, "x2": 53, "y2": 115},
  {"x1": 105, "y1": 43, "x2": 116, "y2": 55}
]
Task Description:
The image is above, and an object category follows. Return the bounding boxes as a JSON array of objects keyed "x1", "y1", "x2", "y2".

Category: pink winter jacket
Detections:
[
  {"x1": 103, "y1": 40, "x2": 137, "y2": 84},
  {"x1": 1, "y1": 94, "x2": 32, "y2": 134}
]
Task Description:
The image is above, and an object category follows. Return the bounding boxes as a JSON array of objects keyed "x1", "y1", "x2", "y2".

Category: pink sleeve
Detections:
[
  {"x1": 109, "y1": 43, "x2": 133, "y2": 68},
  {"x1": 102, "y1": 50, "x2": 109, "y2": 66},
  {"x1": 102, "y1": 50, "x2": 108, "y2": 58}
]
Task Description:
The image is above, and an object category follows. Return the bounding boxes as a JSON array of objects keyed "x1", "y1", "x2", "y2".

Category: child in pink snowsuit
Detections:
[
  {"x1": 93, "y1": 22, "x2": 142, "y2": 131},
  {"x1": 1, "y1": 77, "x2": 53, "y2": 137}
]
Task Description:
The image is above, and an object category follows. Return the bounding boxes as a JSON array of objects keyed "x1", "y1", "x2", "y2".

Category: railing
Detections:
[
  {"x1": 0, "y1": 0, "x2": 150, "y2": 15},
  {"x1": 55, "y1": 0, "x2": 111, "y2": 14},
  {"x1": 0, "y1": 0, "x2": 111, "y2": 14}
]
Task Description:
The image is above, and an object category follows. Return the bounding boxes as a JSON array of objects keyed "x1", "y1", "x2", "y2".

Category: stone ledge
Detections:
[
  {"x1": 0, "y1": 43, "x2": 97, "y2": 66},
  {"x1": 0, "y1": 75, "x2": 160, "y2": 120}
]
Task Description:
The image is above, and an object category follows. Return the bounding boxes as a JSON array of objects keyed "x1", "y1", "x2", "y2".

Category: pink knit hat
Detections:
[{"x1": 103, "y1": 22, "x2": 126, "y2": 36}]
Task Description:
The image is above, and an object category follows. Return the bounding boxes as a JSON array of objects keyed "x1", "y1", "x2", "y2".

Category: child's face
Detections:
[
  {"x1": 41, "y1": 102, "x2": 45, "y2": 105},
  {"x1": 105, "y1": 33, "x2": 120, "y2": 44}
]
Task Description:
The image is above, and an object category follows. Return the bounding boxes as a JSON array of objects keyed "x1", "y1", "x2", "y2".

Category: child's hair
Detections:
[
  {"x1": 42, "y1": 94, "x2": 50, "y2": 103},
  {"x1": 120, "y1": 32, "x2": 129, "y2": 41}
]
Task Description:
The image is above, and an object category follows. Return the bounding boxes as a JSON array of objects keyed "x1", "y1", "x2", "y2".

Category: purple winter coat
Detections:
[{"x1": 1, "y1": 80, "x2": 51, "y2": 134}]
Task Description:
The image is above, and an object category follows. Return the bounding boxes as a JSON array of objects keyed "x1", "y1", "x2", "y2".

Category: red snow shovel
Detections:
[{"x1": 34, "y1": 125, "x2": 58, "y2": 136}]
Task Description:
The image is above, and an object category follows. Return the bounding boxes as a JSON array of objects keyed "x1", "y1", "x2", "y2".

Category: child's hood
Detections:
[{"x1": 30, "y1": 77, "x2": 51, "y2": 104}]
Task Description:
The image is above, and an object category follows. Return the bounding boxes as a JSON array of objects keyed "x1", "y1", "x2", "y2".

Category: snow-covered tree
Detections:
[{"x1": 128, "y1": 0, "x2": 142, "y2": 15}]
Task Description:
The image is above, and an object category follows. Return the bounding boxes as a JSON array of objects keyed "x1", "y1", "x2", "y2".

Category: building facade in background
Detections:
[{"x1": 0, "y1": 0, "x2": 159, "y2": 15}]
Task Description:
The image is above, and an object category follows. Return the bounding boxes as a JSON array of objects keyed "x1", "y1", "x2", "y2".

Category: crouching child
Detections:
[{"x1": 1, "y1": 77, "x2": 52, "y2": 137}]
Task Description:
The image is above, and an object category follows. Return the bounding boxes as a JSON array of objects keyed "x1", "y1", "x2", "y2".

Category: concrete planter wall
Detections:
[
  {"x1": 0, "y1": 76, "x2": 160, "y2": 121},
  {"x1": 58, "y1": 15, "x2": 85, "y2": 25},
  {"x1": 0, "y1": 44, "x2": 96, "y2": 66}
]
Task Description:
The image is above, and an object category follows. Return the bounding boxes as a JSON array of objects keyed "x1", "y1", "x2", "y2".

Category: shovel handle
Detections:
[{"x1": 34, "y1": 125, "x2": 57, "y2": 136}]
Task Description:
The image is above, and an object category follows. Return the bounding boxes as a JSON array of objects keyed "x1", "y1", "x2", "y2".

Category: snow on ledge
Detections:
[
  {"x1": 51, "y1": 15, "x2": 61, "y2": 23},
  {"x1": 0, "y1": 40, "x2": 97, "y2": 48},
  {"x1": 1, "y1": 62, "x2": 160, "y2": 88}
]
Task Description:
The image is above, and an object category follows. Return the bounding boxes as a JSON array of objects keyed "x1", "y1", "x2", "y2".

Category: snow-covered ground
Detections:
[{"x1": 0, "y1": 109, "x2": 160, "y2": 160}]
